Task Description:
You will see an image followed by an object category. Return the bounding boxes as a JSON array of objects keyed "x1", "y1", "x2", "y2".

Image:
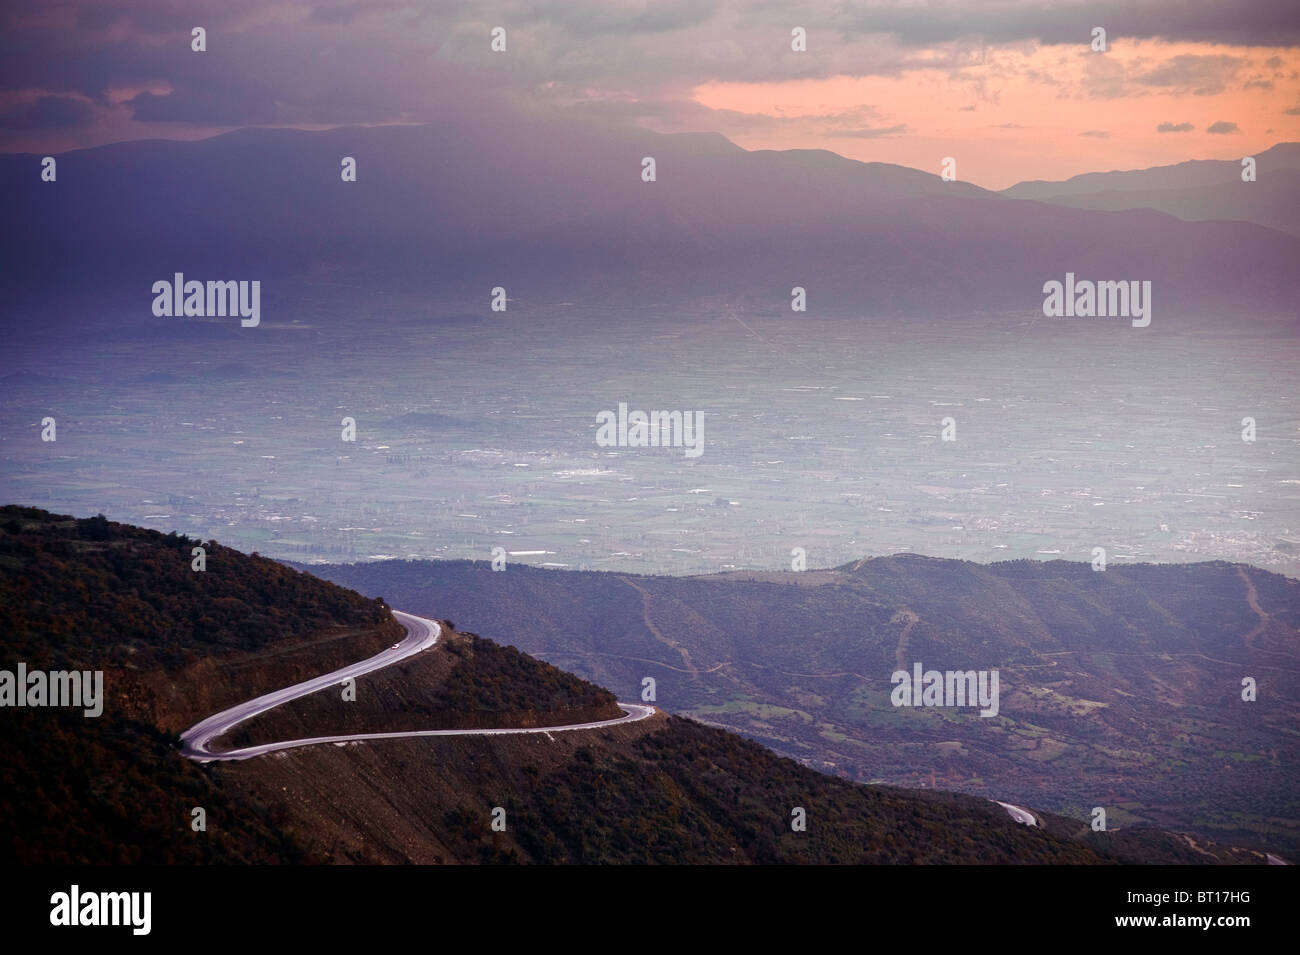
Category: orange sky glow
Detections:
[{"x1": 691, "y1": 40, "x2": 1300, "y2": 189}]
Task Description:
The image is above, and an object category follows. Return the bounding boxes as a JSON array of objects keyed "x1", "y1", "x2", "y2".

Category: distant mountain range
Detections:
[
  {"x1": 1002, "y1": 142, "x2": 1300, "y2": 237},
  {"x1": 3, "y1": 109, "x2": 1297, "y2": 321}
]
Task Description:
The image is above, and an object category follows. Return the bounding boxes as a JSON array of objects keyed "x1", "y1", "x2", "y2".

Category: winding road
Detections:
[
  {"x1": 178, "y1": 612, "x2": 1293, "y2": 863},
  {"x1": 994, "y1": 801, "x2": 1039, "y2": 826},
  {"x1": 179, "y1": 609, "x2": 655, "y2": 762}
]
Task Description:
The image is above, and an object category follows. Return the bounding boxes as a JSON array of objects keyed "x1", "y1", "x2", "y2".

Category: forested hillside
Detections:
[
  {"x1": 0, "y1": 507, "x2": 396, "y2": 863},
  {"x1": 1, "y1": 509, "x2": 1276, "y2": 864},
  {"x1": 303, "y1": 554, "x2": 1300, "y2": 858}
]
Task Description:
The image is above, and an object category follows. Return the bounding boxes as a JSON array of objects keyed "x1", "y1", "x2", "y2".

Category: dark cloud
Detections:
[
  {"x1": 1207, "y1": 120, "x2": 1240, "y2": 133},
  {"x1": 515, "y1": 0, "x2": 720, "y2": 37},
  {"x1": 0, "y1": 0, "x2": 1294, "y2": 154},
  {"x1": 1156, "y1": 121, "x2": 1194, "y2": 132},
  {"x1": 834, "y1": 0, "x2": 1300, "y2": 47},
  {"x1": 1133, "y1": 54, "x2": 1243, "y2": 96},
  {"x1": 127, "y1": 87, "x2": 278, "y2": 124},
  {"x1": 306, "y1": 0, "x2": 414, "y2": 25},
  {"x1": 1080, "y1": 129, "x2": 1109, "y2": 138},
  {"x1": 0, "y1": 1, "x2": 508, "y2": 138},
  {"x1": 10, "y1": 0, "x2": 1297, "y2": 55},
  {"x1": 0, "y1": 94, "x2": 95, "y2": 129}
]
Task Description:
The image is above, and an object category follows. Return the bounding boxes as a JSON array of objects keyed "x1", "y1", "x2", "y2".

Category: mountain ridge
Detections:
[
  {"x1": 3, "y1": 506, "x2": 1278, "y2": 864},
  {"x1": 3, "y1": 119, "x2": 1296, "y2": 319},
  {"x1": 299, "y1": 551, "x2": 1300, "y2": 858}
]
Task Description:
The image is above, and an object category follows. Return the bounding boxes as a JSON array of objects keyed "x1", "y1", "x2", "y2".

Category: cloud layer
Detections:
[{"x1": 1, "y1": 0, "x2": 1296, "y2": 187}]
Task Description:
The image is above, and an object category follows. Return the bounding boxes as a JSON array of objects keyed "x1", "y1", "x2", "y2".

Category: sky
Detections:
[{"x1": 2, "y1": 0, "x2": 1299, "y2": 189}]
